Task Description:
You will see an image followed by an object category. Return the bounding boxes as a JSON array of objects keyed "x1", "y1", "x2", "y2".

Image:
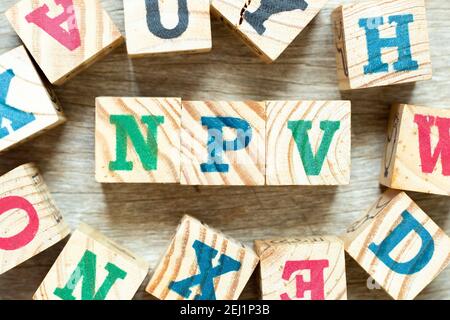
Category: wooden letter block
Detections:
[
  {"x1": 0, "y1": 46, "x2": 65, "y2": 153},
  {"x1": 34, "y1": 223, "x2": 149, "y2": 300},
  {"x1": 332, "y1": 0, "x2": 432, "y2": 90},
  {"x1": 266, "y1": 100, "x2": 351, "y2": 185},
  {"x1": 342, "y1": 189, "x2": 450, "y2": 300},
  {"x1": 380, "y1": 104, "x2": 450, "y2": 196},
  {"x1": 211, "y1": 0, "x2": 328, "y2": 62},
  {"x1": 124, "y1": 0, "x2": 212, "y2": 57},
  {"x1": 181, "y1": 101, "x2": 265, "y2": 185},
  {"x1": 5, "y1": 0, "x2": 123, "y2": 85},
  {"x1": 146, "y1": 215, "x2": 259, "y2": 300},
  {"x1": 0, "y1": 163, "x2": 70, "y2": 275},
  {"x1": 95, "y1": 97, "x2": 182, "y2": 183},
  {"x1": 255, "y1": 236, "x2": 347, "y2": 300}
]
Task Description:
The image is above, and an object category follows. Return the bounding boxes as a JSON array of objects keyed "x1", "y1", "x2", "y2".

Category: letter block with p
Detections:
[
  {"x1": 34, "y1": 224, "x2": 149, "y2": 300},
  {"x1": 5, "y1": 0, "x2": 123, "y2": 85},
  {"x1": 124, "y1": 0, "x2": 212, "y2": 57},
  {"x1": 95, "y1": 97, "x2": 182, "y2": 183},
  {"x1": 380, "y1": 104, "x2": 450, "y2": 196},
  {"x1": 211, "y1": 0, "x2": 328, "y2": 62},
  {"x1": 343, "y1": 189, "x2": 450, "y2": 300},
  {"x1": 255, "y1": 236, "x2": 347, "y2": 300},
  {"x1": 181, "y1": 101, "x2": 266, "y2": 185},
  {"x1": 0, "y1": 163, "x2": 69, "y2": 275},
  {"x1": 332, "y1": 0, "x2": 432, "y2": 90},
  {"x1": 146, "y1": 215, "x2": 259, "y2": 300}
]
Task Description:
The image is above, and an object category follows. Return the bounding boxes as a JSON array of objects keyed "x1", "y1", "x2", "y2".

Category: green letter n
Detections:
[
  {"x1": 288, "y1": 120, "x2": 341, "y2": 176},
  {"x1": 109, "y1": 115, "x2": 165, "y2": 171},
  {"x1": 53, "y1": 250, "x2": 127, "y2": 300}
]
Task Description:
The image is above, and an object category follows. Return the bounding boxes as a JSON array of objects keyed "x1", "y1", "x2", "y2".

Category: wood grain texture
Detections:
[
  {"x1": 0, "y1": 46, "x2": 65, "y2": 153},
  {"x1": 34, "y1": 223, "x2": 149, "y2": 300},
  {"x1": 380, "y1": 104, "x2": 450, "y2": 196},
  {"x1": 255, "y1": 236, "x2": 347, "y2": 300},
  {"x1": 181, "y1": 100, "x2": 265, "y2": 185},
  {"x1": 0, "y1": 163, "x2": 70, "y2": 275},
  {"x1": 5, "y1": 0, "x2": 123, "y2": 85},
  {"x1": 0, "y1": 0, "x2": 449, "y2": 300},
  {"x1": 124, "y1": 0, "x2": 212, "y2": 57},
  {"x1": 266, "y1": 100, "x2": 351, "y2": 185},
  {"x1": 95, "y1": 97, "x2": 181, "y2": 183},
  {"x1": 342, "y1": 189, "x2": 450, "y2": 300},
  {"x1": 332, "y1": 0, "x2": 432, "y2": 90},
  {"x1": 211, "y1": 0, "x2": 328, "y2": 62},
  {"x1": 146, "y1": 215, "x2": 259, "y2": 300}
]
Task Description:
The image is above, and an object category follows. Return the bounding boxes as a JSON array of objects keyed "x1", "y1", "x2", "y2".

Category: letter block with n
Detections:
[
  {"x1": 380, "y1": 104, "x2": 450, "y2": 196},
  {"x1": 95, "y1": 97, "x2": 182, "y2": 183},
  {"x1": 34, "y1": 224, "x2": 149, "y2": 300},
  {"x1": 5, "y1": 0, "x2": 123, "y2": 85},
  {"x1": 255, "y1": 236, "x2": 347, "y2": 300},
  {"x1": 124, "y1": 0, "x2": 212, "y2": 57},
  {"x1": 146, "y1": 215, "x2": 259, "y2": 300},
  {"x1": 332, "y1": 0, "x2": 432, "y2": 90},
  {"x1": 211, "y1": 0, "x2": 328, "y2": 62},
  {"x1": 342, "y1": 189, "x2": 450, "y2": 300},
  {"x1": 0, "y1": 163, "x2": 69, "y2": 275},
  {"x1": 266, "y1": 100, "x2": 351, "y2": 185}
]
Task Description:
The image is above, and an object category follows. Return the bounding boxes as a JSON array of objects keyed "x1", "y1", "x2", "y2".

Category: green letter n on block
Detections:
[
  {"x1": 288, "y1": 120, "x2": 341, "y2": 176},
  {"x1": 53, "y1": 250, "x2": 127, "y2": 300},
  {"x1": 109, "y1": 115, "x2": 165, "y2": 171}
]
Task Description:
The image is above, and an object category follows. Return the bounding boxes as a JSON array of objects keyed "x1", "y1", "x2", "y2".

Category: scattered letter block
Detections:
[
  {"x1": 181, "y1": 101, "x2": 265, "y2": 185},
  {"x1": 342, "y1": 189, "x2": 450, "y2": 300},
  {"x1": 266, "y1": 100, "x2": 351, "y2": 185},
  {"x1": 34, "y1": 223, "x2": 149, "y2": 300},
  {"x1": 124, "y1": 0, "x2": 212, "y2": 57},
  {"x1": 0, "y1": 46, "x2": 65, "y2": 153},
  {"x1": 0, "y1": 163, "x2": 70, "y2": 275},
  {"x1": 95, "y1": 97, "x2": 182, "y2": 183},
  {"x1": 211, "y1": 0, "x2": 328, "y2": 62},
  {"x1": 146, "y1": 215, "x2": 259, "y2": 300},
  {"x1": 255, "y1": 236, "x2": 347, "y2": 300},
  {"x1": 380, "y1": 104, "x2": 450, "y2": 196},
  {"x1": 5, "y1": 0, "x2": 123, "y2": 85},
  {"x1": 332, "y1": 0, "x2": 432, "y2": 90}
]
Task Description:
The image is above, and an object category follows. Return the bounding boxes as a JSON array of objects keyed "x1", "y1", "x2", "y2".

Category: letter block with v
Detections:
[
  {"x1": 146, "y1": 215, "x2": 259, "y2": 300},
  {"x1": 380, "y1": 104, "x2": 450, "y2": 196},
  {"x1": 211, "y1": 0, "x2": 328, "y2": 62},
  {"x1": 332, "y1": 0, "x2": 432, "y2": 90},
  {"x1": 34, "y1": 224, "x2": 149, "y2": 300},
  {"x1": 5, "y1": 0, "x2": 123, "y2": 85},
  {"x1": 343, "y1": 190, "x2": 450, "y2": 300},
  {"x1": 0, "y1": 163, "x2": 69, "y2": 276},
  {"x1": 266, "y1": 100, "x2": 351, "y2": 185},
  {"x1": 124, "y1": 0, "x2": 211, "y2": 57},
  {"x1": 95, "y1": 97, "x2": 182, "y2": 183}
]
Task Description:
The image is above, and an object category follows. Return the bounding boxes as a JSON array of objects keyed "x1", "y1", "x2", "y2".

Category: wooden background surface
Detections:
[{"x1": 0, "y1": 0, "x2": 449, "y2": 300}]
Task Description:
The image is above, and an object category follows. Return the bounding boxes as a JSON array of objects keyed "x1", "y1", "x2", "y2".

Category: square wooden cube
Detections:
[
  {"x1": 342, "y1": 189, "x2": 450, "y2": 300},
  {"x1": 33, "y1": 223, "x2": 149, "y2": 300},
  {"x1": 95, "y1": 97, "x2": 182, "y2": 183},
  {"x1": 255, "y1": 236, "x2": 347, "y2": 300},
  {"x1": 146, "y1": 215, "x2": 259, "y2": 300},
  {"x1": 332, "y1": 0, "x2": 432, "y2": 90},
  {"x1": 124, "y1": 0, "x2": 212, "y2": 57},
  {"x1": 181, "y1": 101, "x2": 265, "y2": 185},
  {"x1": 380, "y1": 104, "x2": 450, "y2": 196},
  {"x1": 266, "y1": 100, "x2": 351, "y2": 185},
  {"x1": 211, "y1": 0, "x2": 328, "y2": 62},
  {"x1": 5, "y1": 0, "x2": 123, "y2": 85},
  {"x1": 0, "y1": 46, "x2": 65, "y2": 153},
  {"x1": 0, "y1": 163, "x2": 70, "y2": 275}
]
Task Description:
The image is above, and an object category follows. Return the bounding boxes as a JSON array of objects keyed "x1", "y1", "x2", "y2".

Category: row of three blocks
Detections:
[{"x1": 2, "y1": 163, "x2": 449, "y2": 300}]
